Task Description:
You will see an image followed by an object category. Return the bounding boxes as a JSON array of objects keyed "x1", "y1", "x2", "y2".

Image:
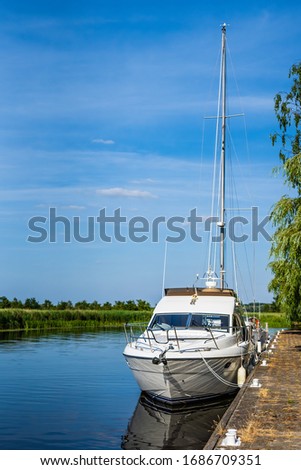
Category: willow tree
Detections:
[{"x1": 269, "y1": 62, "x2": 301, "y2": 322}]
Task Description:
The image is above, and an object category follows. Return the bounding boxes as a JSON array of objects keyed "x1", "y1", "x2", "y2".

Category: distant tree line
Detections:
[
  {"x1": 0, "y1": 295, "x2": 280, "y2": 313},
  {"x1": 244, "y1": 301, "x2": 280, "y2": 313},
  {"x1": 0, "y1": 296, "x2": 152, "y2": 311}
]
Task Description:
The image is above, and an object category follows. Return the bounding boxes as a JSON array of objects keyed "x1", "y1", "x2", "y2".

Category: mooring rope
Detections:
[{"x1": 199, "y1": 350, "x2": 241, "y2": 388}]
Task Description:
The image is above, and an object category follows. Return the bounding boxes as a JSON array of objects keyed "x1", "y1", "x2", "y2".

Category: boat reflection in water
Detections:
[{"x1": 122, "y1": 393, "x2": 235, "y2": 450}]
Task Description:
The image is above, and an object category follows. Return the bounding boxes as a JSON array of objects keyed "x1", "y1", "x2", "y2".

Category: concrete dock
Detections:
[{"x1": 204, "y1": 329, "x2": 301, "y2": 450}]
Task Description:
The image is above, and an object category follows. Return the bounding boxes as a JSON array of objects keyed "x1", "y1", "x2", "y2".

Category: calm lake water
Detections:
[{"x1": 0, "y1": 329, "x2": 233, "y2": 450}]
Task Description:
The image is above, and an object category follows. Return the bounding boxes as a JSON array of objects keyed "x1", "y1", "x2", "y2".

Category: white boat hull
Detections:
[
  {"x1": 123, "y1": 289, "x2": 257, "y2": 403},
  {"x1": 124, "y1": 345, "x2": 250, "y2": 403}
]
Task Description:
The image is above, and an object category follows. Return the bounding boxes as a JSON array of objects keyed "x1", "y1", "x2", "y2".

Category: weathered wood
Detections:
[{"x1": 204, "y1": 330, "x2": 301, "y2": 450}]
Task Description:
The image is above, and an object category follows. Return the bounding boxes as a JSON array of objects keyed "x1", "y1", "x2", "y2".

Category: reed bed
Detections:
[
  {"x1": 0, "y1": 309, "x2": 290, "y2": 332},
  {"x1": 250, "y1": 312, "x2": 290, "y2": 329},
  {"x1": 0, "y1": 309, "x2": 153, "y2": 331}
]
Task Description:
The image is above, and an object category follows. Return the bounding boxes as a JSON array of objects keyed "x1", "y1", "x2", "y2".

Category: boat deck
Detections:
[{"x1": 204, "y1": 329, "x2": 301, "y2": 450}]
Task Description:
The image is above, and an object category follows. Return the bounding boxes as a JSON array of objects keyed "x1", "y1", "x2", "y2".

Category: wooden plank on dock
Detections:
[{"x1": 204, "y1": 330, "x2": 301, "y2": 450}]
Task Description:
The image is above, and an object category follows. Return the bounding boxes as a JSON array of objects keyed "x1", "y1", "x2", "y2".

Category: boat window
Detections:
[
  {"x1": 150, "y1": 314, "x2": 189, "y2": 329},
  {"x1": 190, "y1": 314, "x2": 229, "y2": 331}
]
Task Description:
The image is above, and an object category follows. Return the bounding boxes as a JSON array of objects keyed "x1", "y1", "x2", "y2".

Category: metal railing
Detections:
[{"x1": 123, "y1": 322, "x2": 230, "y2": 351}]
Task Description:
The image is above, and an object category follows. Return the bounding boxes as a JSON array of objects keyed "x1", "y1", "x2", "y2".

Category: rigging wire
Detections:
[
  {"x1": 207, "y1": 41, "x2": 223, "y2": 276},
  {"x1": 161, "y1": 241, "x2": 168, "y2": 298},
  {"x1": 200, "y1": 32, "x2": 257, "y2": 302},
  {"x1": 197, "y1": 45, "x2": 222, "y2": 279},
  {"x1": 226, "y1": 44, "x2": 258, "y2": 304},
  {"x1": 227, "y1": 129, "x2": 255, "y2": 302}
]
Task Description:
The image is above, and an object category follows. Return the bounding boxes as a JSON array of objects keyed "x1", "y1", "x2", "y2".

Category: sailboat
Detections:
[{"x1": 123, "y1": 24, "x2": 264, "y2": 404}]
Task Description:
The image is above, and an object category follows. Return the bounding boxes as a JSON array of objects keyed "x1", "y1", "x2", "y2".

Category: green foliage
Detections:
[
  {"x1": 0, "y1": 296, "x2": 153, "y2": 331},
  {"x1": 0, "y1": 296, "x2": 11, "y2": 308},
  {"x1": 41, "y1": 299, "x2": 54, "y2": 309},
  {"x1": 24, "y1": 297, "x2": 40, "y2": 309},
  {"x1": 57, "y1": 300, "x2": 73, "y2": 310},
  {"x1": 254, "y1": 313, "x2": 290, "y2": 329},
  {"x1": 269, "y1": 62, "x2": 301, "y2": 321},
  {"x1": 0, "y1": 309, "x2": 152, "y2": 331},
  {"x1": 102, "y1": 302, "x2": 112, "y2": 310},
  {"x1": 0, "y1": 297, "x2": 152, "y2": 311},
  {"x1": 0, "y1": 309, "x2": 288, "y2": 331},
  {"x1": 243, "y1": 300, "x2": 280, "y2": 313}
]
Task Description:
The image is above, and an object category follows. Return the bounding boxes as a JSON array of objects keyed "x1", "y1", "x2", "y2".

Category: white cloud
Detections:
[
  {"x1": 96, "y1": 187, "x2": 157, "y2": 198},
  {"x1": 130, "y1": 178, "x2": 157, "y2": 184},
  {"x1": 61, "y1": 205, "x2": 86, "y2": 210},
  {"x1": 92, "y1": 139, "x2": 115, "y2": 145}
]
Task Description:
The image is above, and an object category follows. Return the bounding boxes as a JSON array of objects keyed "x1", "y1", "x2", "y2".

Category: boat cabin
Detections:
[{"x1": 149, "y1": 286, "x2": 245, "y2": 334}]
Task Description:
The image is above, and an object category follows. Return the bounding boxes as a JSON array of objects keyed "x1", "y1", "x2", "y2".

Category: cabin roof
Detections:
[
  {"x1": 164, "y1": 287, "x2": 236, "y2": 297},
  {"x1": 154, "y1": 290, "x2": 236, "y2": 315}
]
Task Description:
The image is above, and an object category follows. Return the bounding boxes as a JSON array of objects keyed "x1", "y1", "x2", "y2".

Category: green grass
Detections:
[
  {"x1": 0, "y1": 309, "x2": 291, "y2": 332},
  {"x1": 0, "y1": 309, "x2": 153, "y2": 332},
  {"x1": 247, "y1": 312, "x2": 290, "y2": 329}
]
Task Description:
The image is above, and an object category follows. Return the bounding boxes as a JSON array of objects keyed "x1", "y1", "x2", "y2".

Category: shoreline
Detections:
[{"x1": 0, "y1": 309, "x2": 290, "y2": 332}]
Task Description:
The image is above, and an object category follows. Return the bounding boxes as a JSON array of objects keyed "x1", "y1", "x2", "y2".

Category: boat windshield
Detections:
[
  {"x1": 149, "y1": 313, "x2": 229, "y2": 331},
  {"x1": 190, "y1": 313, "x2": 229, "y2": 331},
  {"x1": 150, "y1": 314, "x2": 189, "y2": 330}
]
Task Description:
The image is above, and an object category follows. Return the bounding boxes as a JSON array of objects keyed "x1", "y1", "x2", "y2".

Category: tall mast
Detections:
[{"x1": 219, "y1": 23, "x2": 227, "y2": 289}]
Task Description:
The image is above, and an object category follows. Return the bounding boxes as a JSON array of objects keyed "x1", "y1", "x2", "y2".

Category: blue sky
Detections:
[{"x1": 0, "y1": 0, "x2": 300, "y2": 306}]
